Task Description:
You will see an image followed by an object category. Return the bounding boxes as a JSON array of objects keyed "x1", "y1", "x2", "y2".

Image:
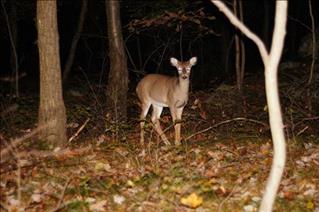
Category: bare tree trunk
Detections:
[
  {"x1": 234, "y1": 0, "x2": 246, "y2": 113},
  {"x1": 37, "y1": 0, "x2": 67, "y2": 147},
  {"x1": 239, "y1": 0, "x2": 245, "y2": 90},
  {"x1": 234, "y1": 0, "x2": 241, "y2": 91},
  {"x1": 306, "y1": 0, "x2": 316, "y2": 115},
  {"x1": 105, "y1": 0, "x2": 128, "y2": 123},
  {"x1": 263, "y1": 0, "x2": 270, "y2": 49},
  {"x1": 220, "y1": 22, "x2": 232, "y2": 79},
  {"x1": 261, "y1": 3, "x2": 287, "y2": 210},
  {"x1": 62, "y1": 0, "x2": 88, "y2": 83},
  {"x1": 1, "y1": 0, "x2": 19, "y2": 97},
  {"x1": 234, "y1": 0, "x2": 245, "y2": 94},
  {"x1": 211, "y1": 1, "x2": 287, "y2": 211}
]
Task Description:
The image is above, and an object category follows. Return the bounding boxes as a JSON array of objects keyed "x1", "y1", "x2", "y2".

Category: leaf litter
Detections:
[{"x1": 1, "y1": 74, "x2": 318, "y2": 211}]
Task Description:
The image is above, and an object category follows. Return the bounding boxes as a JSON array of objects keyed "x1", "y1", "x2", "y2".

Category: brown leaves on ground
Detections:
[{"x1": 0, "y1": 137, "x2": 318, "y2": 211}]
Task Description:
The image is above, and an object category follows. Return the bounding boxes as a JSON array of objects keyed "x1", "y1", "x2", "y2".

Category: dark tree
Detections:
[
  {"x1": 105, "y1": 0, "x2": 128, "y2": 123},
  {"x1": 37, "y1": 0, "x2": 67, "y2": 147},
  {"x1": 62, "y1": 0, "x2": 88, "y2": 83}
]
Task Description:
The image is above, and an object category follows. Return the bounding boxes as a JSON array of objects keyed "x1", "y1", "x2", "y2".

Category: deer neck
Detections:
[{"x1": 177, "y1": 77, "x2": 190, "y2": 95}]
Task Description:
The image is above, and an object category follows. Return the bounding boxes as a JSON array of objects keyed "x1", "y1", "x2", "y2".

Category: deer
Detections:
[{"x1": 136, "y1": 57, "x2": 197, "y2": 146}]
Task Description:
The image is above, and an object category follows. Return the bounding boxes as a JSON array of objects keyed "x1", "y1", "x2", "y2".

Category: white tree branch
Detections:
[
  {"x1": 210, "y1": 1, "x2": 288, "y2": 211},
  {"x1": 211, "y1": 0, "x2": 269, "y2": 64},
  {"x1": 260, "y1": 2, "x2": 287, "y2": 211}
]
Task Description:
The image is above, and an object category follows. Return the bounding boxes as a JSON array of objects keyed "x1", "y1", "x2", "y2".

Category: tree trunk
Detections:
[
  {"x1": 234, "y1": 0, "x2": 241, "y2": 91},
  {"x1": 210, "y1": 1, "x2": 287, "y2": 211},
  {"x1": 220, "y1": 21, "x2": 232, "y2": 79},
  {"x1": 263, "y1": 0, "x2": 270, "y2": 49},
  {"x1": 9, "y1": 0, "x2": 19, "y2": 97},
  {"x1": 105, "y1": 0, "x2": 128, "y2": 123},
  {"x1": 1, "y1": 0, "x2": 19, "y2": 97},
  {"x1": 37, "y1": 0, "x2": 67, "y2": 147},
  {"x1": 238, "y1": 0, "x2": 245, "y2": 91},
  {"x1": 306, "y1": 0, "x2": 316, "y2": 115},
  {"x1": 62, "y1": 0, "x2": 88, "y2": 83},
  {"x1": 234, "y1": 0, "x2": 246, "y2": 112}
]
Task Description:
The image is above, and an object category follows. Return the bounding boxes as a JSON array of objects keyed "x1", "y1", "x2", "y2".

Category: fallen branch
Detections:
[
  {"x1": 185, "y1": 117, "x2": 268, "y2": 141},
  {"x1": 1, "y1": 146, "x2": 91, "y2": 165},
  {"x1": 217, "y1": 184, "x2": 238, "y2": 212},
  {"x1": 0, "y1": 122, "x2": 52, "y2": 162},
  {"x1": 53, "y1": 177, "x2": 71, "y2": 212},
  {"x1": 18, "y1": 146, "x2": 91, "y2": 160},
  {"x1": 68, "y1": 118, "x2": 90, "y2": 143}
]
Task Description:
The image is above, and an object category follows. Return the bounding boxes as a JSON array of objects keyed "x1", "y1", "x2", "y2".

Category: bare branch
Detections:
[
  {"x1": 211, "y1": 0, "x2": 269, "y2": 64},
  {"x1": 210, "y1": 1, "x2": 288, "y2": 211},
  {"x1": 68, "y1": 118, "x2": 90, "y2": 143},
  {"x1": 185, "y1": 117, "x2": 268, "y2": 141}
]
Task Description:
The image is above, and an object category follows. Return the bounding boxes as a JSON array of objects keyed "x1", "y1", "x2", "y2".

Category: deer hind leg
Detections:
[
  {"x1": 140, "y1": 103, "x2": 151, "y2": 145},
  {"x1": 171, "y1": 107, "x2": 184, "y2": 146},
  {"x1": 151, "y1": 105, "x2": 170, "y2": 145}
]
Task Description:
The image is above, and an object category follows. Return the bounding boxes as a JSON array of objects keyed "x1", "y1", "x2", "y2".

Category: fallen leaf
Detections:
[
  {"x1": 243, "y1": 204, "x2": 257, "y2": 212},
  {"x1": 94, "y1": 162, "x2": 111, "y2": 172},
  {"x1": 127, "y1": 180, "x2": 135, "y2": 187},
  {"x1": 306, "y1": 201, "x2": 314, "y2": 209},
  {"x1": 85, "y1": 197, "x2": 96, "y2": 203},
  {"x1": 113, "y1": 194, "x2": 125, "y2": 205},
  {"x1": 31, "y1": 193, "x2": 42, "y2": 203},
  {"x1": 89, "y1": 200, "x2": 107, "y2": 211},
  {"x1": 180, "y1": 193, "x2": 203, "y2": 208},
  {"x1": 200, "y1": 111, "x2": 207, "y2": 120},
  {"x1": 283, "y1": 191, "x2": 295, "y2": 200},
  {"x1": 260, "y1": 142, "x2": 271, "y2": 155}
]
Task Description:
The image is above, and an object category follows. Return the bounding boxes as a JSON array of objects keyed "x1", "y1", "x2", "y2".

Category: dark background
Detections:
[{"x1": 0, "y1": 0, "x2": 317, "y2": 93}]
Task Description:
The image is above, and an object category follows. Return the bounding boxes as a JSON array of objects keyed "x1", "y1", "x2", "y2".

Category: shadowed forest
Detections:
[{"x1": 0, "y1": 0, "x2": 318, "y2": 211}]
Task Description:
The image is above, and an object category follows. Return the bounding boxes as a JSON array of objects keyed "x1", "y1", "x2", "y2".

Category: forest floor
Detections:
[{"x1": 1, "y1": 68, "x2": 319, "y2": 211}]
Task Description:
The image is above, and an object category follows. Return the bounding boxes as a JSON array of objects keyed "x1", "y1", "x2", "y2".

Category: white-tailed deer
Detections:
[{"x1": 136, "y1": 57, "x2": 197, "y2": 145}]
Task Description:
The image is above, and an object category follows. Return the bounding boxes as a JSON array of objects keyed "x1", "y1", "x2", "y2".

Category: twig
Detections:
[
  {"x1": 17, "y1": 158, "x2": 21, "y2": 204},
  {"x1": 53, "y1": 178, "x2": 71, "y2": 212},
  {"x1": 217, "y1": 184, "x2": 238, "y2": 212},
  {"x1": 288, "y1": 16, "x2": 312, "y2": 32},
  {"x1": 68, "y1": 118, "x2": 90, "y2": 143},
  {"x1": 185, "y1": 117, "x2": 268, "y2": 141},
  {"x1": 295, "y1": 116, "x2": 319, "y2": 127},
  {"x1": 297, "y1": 126, "x2": 309, "y2": 136}
]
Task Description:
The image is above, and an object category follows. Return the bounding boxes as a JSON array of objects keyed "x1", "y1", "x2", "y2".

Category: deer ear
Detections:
[
  {"x1": 170, "y1": 57, "x2": 178, "y2": 67},
  {"x1": 189, "y1": 57, "x2": 197, "y2": 66}
]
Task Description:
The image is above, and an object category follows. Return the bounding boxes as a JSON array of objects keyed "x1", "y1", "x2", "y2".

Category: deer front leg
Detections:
[
  {"x1": 151, "y1": 105, "x2": 170, "y2": 145},
  {"x1": 171, "y1": 107, "x2": 184, "y2": 146}
]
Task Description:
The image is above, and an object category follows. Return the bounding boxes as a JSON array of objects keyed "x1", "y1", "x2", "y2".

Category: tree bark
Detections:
[
  {"x1": 105, "y1": 0, "x2": 128, "y2": 123},
  {"x1": 37, "y1": 0, "x2": 67, "y2": 147}
]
